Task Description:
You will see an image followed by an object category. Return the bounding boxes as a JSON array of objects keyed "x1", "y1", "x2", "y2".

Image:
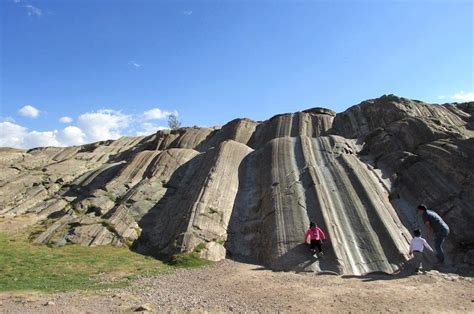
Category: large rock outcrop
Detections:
[{"x1": 0, "y1": 95, "x2": 472, "y2": 275}]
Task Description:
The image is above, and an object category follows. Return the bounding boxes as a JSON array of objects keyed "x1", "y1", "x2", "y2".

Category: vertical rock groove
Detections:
[{"x1": 1, "y1": 95, "x2": 472, "y2": 274}]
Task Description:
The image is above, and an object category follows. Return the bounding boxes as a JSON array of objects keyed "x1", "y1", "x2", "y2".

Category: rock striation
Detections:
[{"x1": 0, "y1": 95, "x2": 472, "y2": 275}]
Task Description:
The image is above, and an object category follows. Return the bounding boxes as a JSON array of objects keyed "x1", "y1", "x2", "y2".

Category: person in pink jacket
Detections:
[{"x1": 304, "y1": 222, "x2": 326, "y2": 256}]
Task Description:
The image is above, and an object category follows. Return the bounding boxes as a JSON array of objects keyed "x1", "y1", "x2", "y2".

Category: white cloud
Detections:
[
  {"x1": 23, "y1": 131, "x2": 60, "y2": 148},
  {"x1": 24, "y1": 4, "x2": 42, "y2": 17},
  {"x1": 1, "y1": 107, "x2": 178, "y2": 149},
  {"x1": 18, "y1": 105, "x2": 40, "y2": 118},
  {"x1": 77, "y1": 109, "x2": 131, "y2": 142},
  {"x1": 135, "y1": 122, "x2": 168, "y2": 136},
  {"x1": 143, "y1": 108, "x2": 176, "y2": 120},
  {"x1": 59, "y1": 116, "x2": 73, "y2": 123},
  {"x1": 0, "y1": 110, "x2": 128, "y2": 148},
  {"x1": 438, "y1": 91, "x2": 474, "y2": 102},
  {"x1": 451, "y1": 91, "x2": 474, "y2": 102},
  {"x1": 0, "y1": 122, "x2": 62, "y2": 148},
  {"x1": 182, "y1": 10, "x2": 193, "y2": 15},
  {"x1": 57, "y1": 126, "x2": 87, "y2": 146},
  {"x1": 0, "y1": 122, "x2": 28, "y2": 148},
  {"x1": 128, "y1": 61, "x2": 141, "y2": 68},
  {"x1": 1, "y1": 116, "x2": 16, "y2": 123}
]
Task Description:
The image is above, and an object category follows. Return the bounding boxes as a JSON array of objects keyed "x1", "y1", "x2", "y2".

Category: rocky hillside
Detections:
[{"x1": 1, "y1": 95, "x2": 473, "y2": 275}]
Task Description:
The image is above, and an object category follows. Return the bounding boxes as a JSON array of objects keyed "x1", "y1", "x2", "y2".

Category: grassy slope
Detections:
[{"x1": 0, "y1": 232, "x2": 169, "y2": 293}]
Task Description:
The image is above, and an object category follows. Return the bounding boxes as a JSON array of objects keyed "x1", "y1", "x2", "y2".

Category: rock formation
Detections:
[{"x1": 0, "y1": 95, "x2": 472, "y2": 275}]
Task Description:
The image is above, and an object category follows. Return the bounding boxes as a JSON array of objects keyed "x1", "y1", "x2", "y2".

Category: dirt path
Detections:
[{"x1": 1, "y1": 259, "x2": 473, "y2": 313}]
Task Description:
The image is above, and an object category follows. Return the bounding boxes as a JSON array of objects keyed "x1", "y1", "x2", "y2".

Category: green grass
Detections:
[
  {"x1": 194, "y1": 242, "x2": 207, "y2": 253},
  {"x1": 169, "y1": 252, "x2": 212, "y2": 268},
  {"x1": 0, "y1": 232, "x2": 169, "y2": 293}
]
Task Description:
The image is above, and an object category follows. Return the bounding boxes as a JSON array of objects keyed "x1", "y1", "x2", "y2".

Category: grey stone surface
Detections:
[{"x1": 0, "y1": 95, "x2": 472, "y2": 275}]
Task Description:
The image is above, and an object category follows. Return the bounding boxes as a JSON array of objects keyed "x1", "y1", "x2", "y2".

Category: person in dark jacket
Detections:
[{"x1": 417, "y1": 204, "x2": 450, "y2": 264}]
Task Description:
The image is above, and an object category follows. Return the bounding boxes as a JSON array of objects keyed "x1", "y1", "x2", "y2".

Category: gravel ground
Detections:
[{"x1": 1, "y1": 259, "x2": 473, "y2": 313}]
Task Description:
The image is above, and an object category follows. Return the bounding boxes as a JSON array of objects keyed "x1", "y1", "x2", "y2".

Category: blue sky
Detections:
[{"x1": 1, "y1": 0, "x2": 473, "y2": 148}]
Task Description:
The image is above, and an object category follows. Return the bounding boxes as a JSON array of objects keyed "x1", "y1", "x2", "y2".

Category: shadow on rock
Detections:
[
  {"x1": 271, "y1": 243, "x2": 340, "y2": 274},
  {"x1": 342, "y1": 254, "x2": 438, "y2": 282},
  {"x1": 131, "y1": 154, "x2": 205, "y2": 259}
]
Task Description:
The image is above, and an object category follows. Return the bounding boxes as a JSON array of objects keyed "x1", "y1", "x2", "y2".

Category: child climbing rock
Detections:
[
  {"x1": 409, "y1": 229, "x2": 434, "y2": 273},
  {"x1": 304, "y1": 222, "x2": 326, "y2": 256}
]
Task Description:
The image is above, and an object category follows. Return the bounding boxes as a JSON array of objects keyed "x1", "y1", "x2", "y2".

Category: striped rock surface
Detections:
[{"x1": 0, "y1": 95, "x2": 472, "y2": 275}]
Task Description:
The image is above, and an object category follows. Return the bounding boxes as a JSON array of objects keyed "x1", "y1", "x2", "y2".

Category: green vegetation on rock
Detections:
[
  {"x1": 169, "y1": 252, "x2": 212, "y2": 268},
  {"x1": 194, "y1": 242, "x2": 206, "y2": 253}
]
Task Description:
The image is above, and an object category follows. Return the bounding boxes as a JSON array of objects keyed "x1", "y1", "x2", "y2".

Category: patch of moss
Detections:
[
  {"x1": 46, "y1": 229, "x2": 66, "y2": 247},
  {"x1": 105, "y1": 192, "x2": 117, "y2": 202},
  {"x1": 101, "y1": 220, "x2": 118, "y2": 234},
  {"x1": 27, "y1": 219, "x2": 55, "y2": 241},
  {"x1": 194, "y1": 242, "x2": 206, "y2": 253},
  {"x1": 169, "y1": 252, "x2": 212, "y2": 268},
  {"x1": 123, "y1": 238, "x2": 134, "y2": 248}
]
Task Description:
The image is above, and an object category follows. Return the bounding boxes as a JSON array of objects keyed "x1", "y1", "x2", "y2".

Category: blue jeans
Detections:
[{"x1": 434, "y1": 235, "x2": 447, "y2": 263}]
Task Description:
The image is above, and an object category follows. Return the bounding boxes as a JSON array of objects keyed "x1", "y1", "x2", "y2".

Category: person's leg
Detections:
[
  {"x1": 315, "y1": 240, "x2": 322, "y2": 254},
  {"x1": 310, "y1": 240, "x2": 317, "y2": 254},
  {"x1": 434, "y1": 236, "x2": 446, "y2": 264},
  {"x1": 413, "y1": 252, "x2": 422, "y2": 271}
]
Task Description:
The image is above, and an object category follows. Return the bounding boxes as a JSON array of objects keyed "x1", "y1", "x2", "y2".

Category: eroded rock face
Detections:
[
  {"x1": 227, "y1": 135, "x2": 410, "y2": 274},
  {"x1": 333, "y1": 95, "x2": 474, "y2": 267},
  {"x1": 0, "y1": 95, "x2": 472, "y2": 275}
]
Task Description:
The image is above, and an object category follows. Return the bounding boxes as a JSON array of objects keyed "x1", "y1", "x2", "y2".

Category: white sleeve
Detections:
[{"x1": 423, "y1": 239, "x2": 433, "y2": 252}]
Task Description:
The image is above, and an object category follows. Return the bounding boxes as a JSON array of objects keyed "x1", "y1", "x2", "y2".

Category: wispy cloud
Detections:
[
  {"x1": 451, "y1": 91, "x2": 474, "y2": 102},
  {"x1": 24, "y1": 4, "x2": 43, "y2": 17},
  {"x1": 143, "y1": 108, "x2": 176, "y2": 120},
  {"x1": 13, "y1": 1, "x2": 44, "y2": 17},
  {"x1": 59, "y1": 116, "x2": 73, "y2": 123},
  {"x1": 128, "y1": 60, "x2": 141, "y2": 68},
  {"x1": 135, "y1": 123, "x2": 168, "y2": 136},
  {"x1": 438, "y1": 91, "x2": 474, "y2": 102},
  {"x1": 18, "y1": 105, "x2": 40, "y2": 118},
  {"x1": 182, "y1": 10, "x2": 193, "y2": 16},
  {"x1": 0, "y1": 116, "x2": 16, "y2": 123}
]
